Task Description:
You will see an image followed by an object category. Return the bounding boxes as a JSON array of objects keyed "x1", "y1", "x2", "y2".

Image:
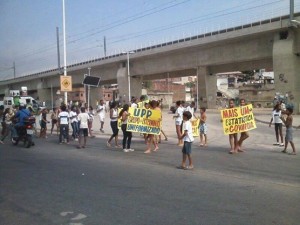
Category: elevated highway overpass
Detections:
[{"x1": 1, "y1": 14, "x2": 300, "y2": 112}]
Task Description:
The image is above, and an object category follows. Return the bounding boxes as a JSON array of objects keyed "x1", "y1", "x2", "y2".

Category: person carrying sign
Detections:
[
  {"x1": 236, "y1": 99, "x2": 249, "y2": 152},
  {"x1": 144, "y1": 100, "x2": 159, "y2": 154},
  {"x1": 228, "y1": 99, "x2": 238, "y2": 154}
]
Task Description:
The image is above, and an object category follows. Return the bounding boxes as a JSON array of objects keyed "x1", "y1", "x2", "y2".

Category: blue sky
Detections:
[{"x1": 0, "y1": 0, "x2": 298, "y2": 80}]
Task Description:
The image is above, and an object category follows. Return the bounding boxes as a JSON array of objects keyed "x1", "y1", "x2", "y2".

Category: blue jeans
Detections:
[
  {"x1": 71, "y1": 122, "x2": 79, "y2": 139},
  {"x1": 121, "y1": 124, "x2": 132, "y2": 149}
]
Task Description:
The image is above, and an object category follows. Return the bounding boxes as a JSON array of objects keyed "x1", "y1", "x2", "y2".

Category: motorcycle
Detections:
[{"x1": 12, "y1": 117, "x2": 35, "y2": 148}]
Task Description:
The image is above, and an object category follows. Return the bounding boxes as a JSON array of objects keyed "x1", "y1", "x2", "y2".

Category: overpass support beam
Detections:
[
  {"x1": 273, "y1": 28, "x2": 300, "y2": 114},
  {"x1": 117, "y1": 66, "x2": 142, "y2": 104},
  {"x1": 89, "y1": 86, "x2": 102, "y2": 108},
  {"x1": 197, "y1": 67, "x2": 217, "y2": 109}
]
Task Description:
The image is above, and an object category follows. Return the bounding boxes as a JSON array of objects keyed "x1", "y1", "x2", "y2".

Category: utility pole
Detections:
[
  {"x1": 62, "y1": 0, "x2": 68, "y2": 104},
  {"x1": 13, "y1": 61, "x2": 16, "y2": 79},
  {"x1": 290, "y1": 0, "x2": 294, "y2": 22},
  {"x1": 104, "y1": 36, "x2": 107, "y2": 57},
  {"x1": 56, "y1": 27, "x2": 61, "y2": 73}
]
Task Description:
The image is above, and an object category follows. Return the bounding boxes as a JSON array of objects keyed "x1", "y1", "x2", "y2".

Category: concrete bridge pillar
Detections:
[
  {"x1": 37, "y1": 82, "x2": 51, "y2": 107},
  {"x1": 117, "y1": 66, "x2": 142, "y2": 104},
  {"x1": 89, "y1": 87, "x2": 102, "y2": 108},
  {"x1": 197, "y1": 66, "x2": 217, "y2": 109},
  {"x1": 273, "y1": 28, "x2": 300, "y2": 114}
]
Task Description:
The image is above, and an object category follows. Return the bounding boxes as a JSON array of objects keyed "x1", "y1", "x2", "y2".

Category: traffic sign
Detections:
[{"x1": 60, "y1": 76, "x2": 72, "y2": 92}]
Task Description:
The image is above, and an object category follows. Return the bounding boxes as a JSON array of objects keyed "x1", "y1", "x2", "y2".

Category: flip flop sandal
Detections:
[
  {"x1": 176, "y1": 166, "x2": 186, "y2": 169},
  {"x1": 184, "y1": 166, "x2": 194, "y2": 170}
]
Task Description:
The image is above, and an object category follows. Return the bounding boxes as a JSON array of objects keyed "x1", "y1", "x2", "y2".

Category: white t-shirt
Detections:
[
  {"x1": 78, "y1": 112, "x2": 89, "y2": 129},
  {"x1": 131, "y1": 103, "x2": 138, "y2": 108},
  {"x1": 97, "y1": 105, "x2": 106, "y2": 118},
  {"x1": 175, "y1": 106, "x2": 184, "y2": 123},
  {"x1": 58, "y1": 111, "x2": 70, "y2": 125},
  {"x1": 69, "y1": 111, "x2": 78, "y2": 123},
  {"x1": 185, "y1": 106, "x2": 195, "y2": 119},
  {"x1": 183, "y1": 120, "x2": 194, "y2": 142},
  {"x1": 111, "y1": 108, "x2": 118, "y2": 122},
  {"x1": 272, "y1": 110, "x2": 282, "y2": 124}
]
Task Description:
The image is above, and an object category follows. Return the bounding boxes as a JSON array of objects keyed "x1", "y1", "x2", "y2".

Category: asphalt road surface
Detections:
[{"x1": 1, "y1": 111, "x2": 299, "y2": 225}]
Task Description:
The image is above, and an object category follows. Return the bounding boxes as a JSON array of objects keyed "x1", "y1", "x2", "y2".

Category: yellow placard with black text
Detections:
[
  {"x1": 221, "y1": 104, "x2": 256, "y2": 135},
  {"x1": 126, "y1": 107, "x2": 161, "y2": 135},
  {"x1": 191, "y1": 119, "x2": 200, "y2": 137}
]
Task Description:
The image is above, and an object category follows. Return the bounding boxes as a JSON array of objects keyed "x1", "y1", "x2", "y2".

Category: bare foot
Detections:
[
  {"x1": 229, "y1": 150, "x2": 236, "y2": 154},
  {"x1": 144, "y1": 150, "x2": 151, "y2": 154},
  {"x1": 153, "y1": 147, "x2": 159, "y2": 152}
]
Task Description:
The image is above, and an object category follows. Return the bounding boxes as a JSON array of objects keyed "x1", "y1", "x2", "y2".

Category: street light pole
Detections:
[
  {"x1": 88, "y1": 67, "x2": 91, "y2": 109},
  {"x1": 127, "y1": 52, "x2": 131, "y2": 103},
  {"x1": 62, "y1": 0, "x2": 68, "y2": 105},
  {"x1": 123, "y1": 51, "x2": 135, "y2": 103}
]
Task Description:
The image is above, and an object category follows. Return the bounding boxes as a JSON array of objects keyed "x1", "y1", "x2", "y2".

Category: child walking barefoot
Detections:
[
  {"x1": 280, "y1": 107, "x2": 296, "y2": 155},
  {"x1": 177, "y1": 111, "x2": 194, "y2": 170},
  {"x1": 199, "y1": 107, "x2": 208, "y2": 147},
  {"x1": 228, "y1": 99, "x2": 238, "y2": 154}
]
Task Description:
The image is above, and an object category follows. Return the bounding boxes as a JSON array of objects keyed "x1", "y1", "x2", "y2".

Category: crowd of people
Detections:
[{"x1": 0, "y1": 96, "x2": 298, "y2": 170}]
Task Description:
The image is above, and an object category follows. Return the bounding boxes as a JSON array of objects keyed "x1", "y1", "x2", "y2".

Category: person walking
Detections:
[
  {"x1": 70, "y1": 106, "x2": 79, "y2": 141},
  {"x1": 77, "y1": 107, "x2": 89, "y2": 149},
  {"x1": 173, "y1": 100, "x2": 184, "y2": 146},
  {"x1": 97, "y1": 99, "x2": 106, "y2": 133},
  {"x1": 269, "y1": 102, "x2": 284, "y2": 147},
  {"x1": 39, "y1": 108, "x2": 49, "y2": 138},
  {"x1": 228, "y1": 99, "x2": 238, "y2": 154},
  {"x1": 236, "y1": 99, "x2": 249, "y2": 152},
  {"x1": 0, "y1": 108, "x2": 14, "y2": 144},
  {"x1": 50, "y1": 108, "x2": 59, "y2": 135},
  {"x1": 119, "y1": 104, "x2": 134, "y2": 152},
  {"x1": 107, "y1": 101, "x2": 121, "y2": 148},
  {"x1": 199, "y1": 107, "x2": 208, "y2": 147},
  {"x1": 177, "y1": 111, "x2": 194, "y2": 170},
  {"x1": 144, "y1": 100, "x2": 159, "y2": 153},
  {"x1": 280, "y1": 107, "x2": 296, "y2": 155},
  {"x1": 87, "y1": 106, "x2": 95, "y2": 138},
  {"x1": 58, "y1": 105, "x2": 70, "y2": 144}
]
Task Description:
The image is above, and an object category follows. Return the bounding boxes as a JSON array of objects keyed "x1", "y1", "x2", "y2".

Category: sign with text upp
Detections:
[{"x1": 126, "y1": 107, "x2": 162, "y2": 135}]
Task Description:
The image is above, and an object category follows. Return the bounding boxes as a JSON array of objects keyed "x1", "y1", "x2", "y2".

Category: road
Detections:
[{"x1": 0, "y1": 110, "x2": 299, "y2": 225}]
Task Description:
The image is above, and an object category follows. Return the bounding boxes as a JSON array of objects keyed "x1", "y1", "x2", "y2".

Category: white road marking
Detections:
[
  {"x1": 60, "y1": 211, "x2": 74, "y2": 217},
  {"x1": 71, "y1": 213, "x2": 87, "y2": 221}
]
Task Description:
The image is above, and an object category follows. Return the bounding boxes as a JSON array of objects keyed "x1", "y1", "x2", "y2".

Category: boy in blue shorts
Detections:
[{"x1": 177, "y1": 111, "x2": 194, "y2": 170}]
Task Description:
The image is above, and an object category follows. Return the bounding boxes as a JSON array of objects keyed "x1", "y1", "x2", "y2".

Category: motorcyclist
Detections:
[{"x1": 11, "y1": 104, "x2": 31, "y2": 139}]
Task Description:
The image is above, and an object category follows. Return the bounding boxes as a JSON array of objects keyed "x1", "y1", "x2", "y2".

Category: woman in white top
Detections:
[
  {"x1": 173, "y1": 100, "x2": 184, "y2": 146},
  {"x1": 269, "y1": 102, "x2": 284, "y2": 146},
  {"x1": 107, "y1": 102, "x2": 121, "y2": 148}
]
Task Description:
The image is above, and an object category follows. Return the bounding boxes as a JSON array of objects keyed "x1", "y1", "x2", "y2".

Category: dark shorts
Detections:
[
  {"x1": 41, "y1": 121, "x2": 47, "y2": 129},
  {"x1": 79, "y1": 128, "x2": 88, "y2": 137},
  {"x1": 274, "y1": 123, "x2": 282, "y2": 132},
  {"x1": 182, "y1": 141, "x2": 192, "y2": 155}
]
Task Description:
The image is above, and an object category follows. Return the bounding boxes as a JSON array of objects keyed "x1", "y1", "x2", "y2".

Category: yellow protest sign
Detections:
[
  {"x1": 191, "y1": 119, "x2": 200, "y2": 137},
  {"x1": 220, "y1": 104, "x2": 256, "y2": 135},
  {"x1": 126, "y1": 107, "x2": 161, "y2": 135},
  {"x1": 60, "y1": 76, "x2": 72, "y2": 92}
]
